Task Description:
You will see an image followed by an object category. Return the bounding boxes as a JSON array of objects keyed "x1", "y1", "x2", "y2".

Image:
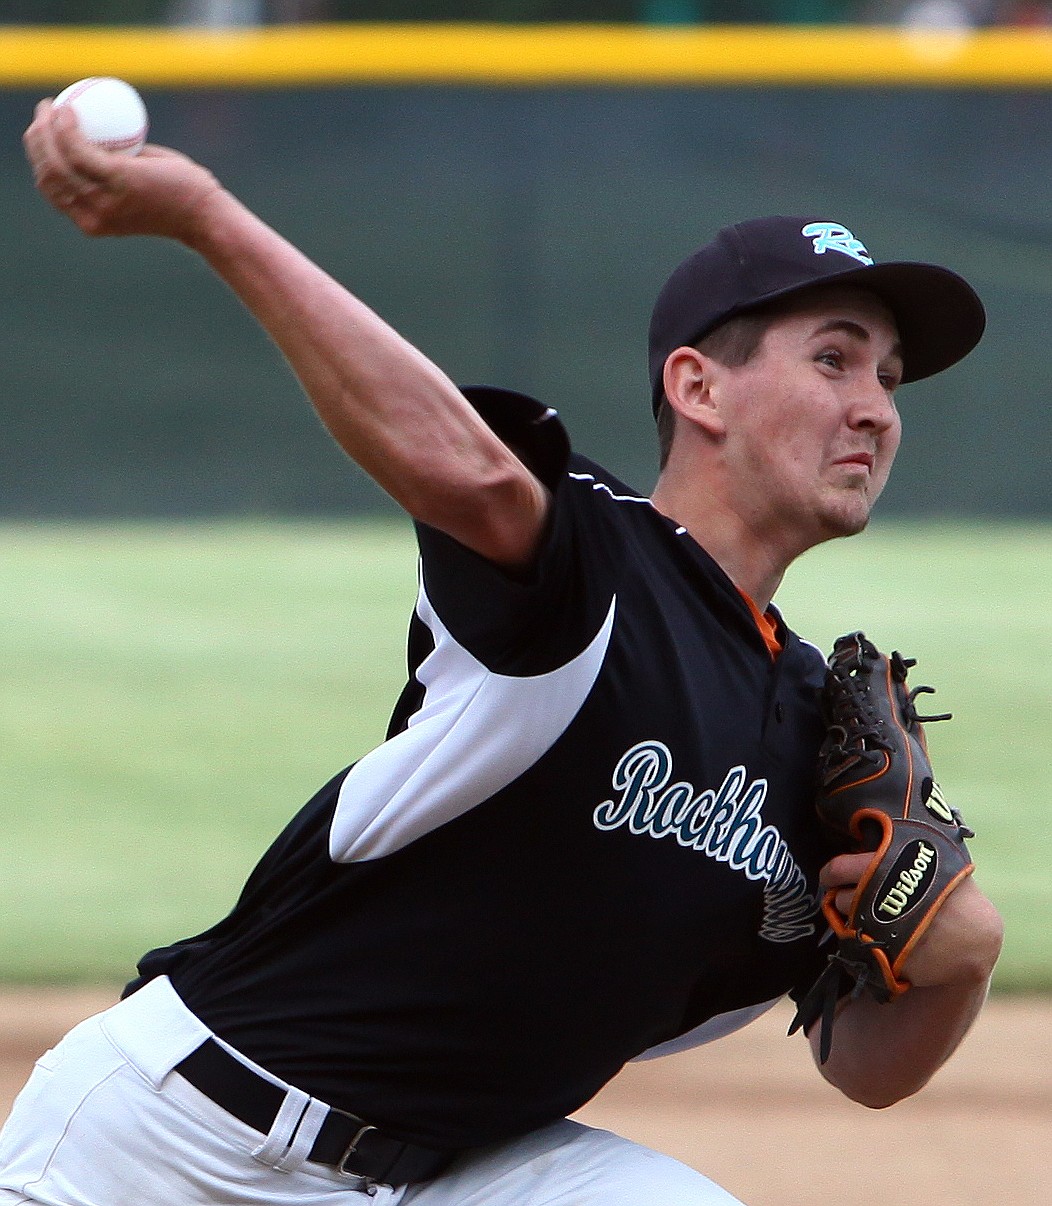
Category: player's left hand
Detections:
[
  {"x1": 820, "y1": 851, "x2": 1004, "y2": 990},
  {"x1": 23, "y1": 99, "x2": 224, "y2": 243}
]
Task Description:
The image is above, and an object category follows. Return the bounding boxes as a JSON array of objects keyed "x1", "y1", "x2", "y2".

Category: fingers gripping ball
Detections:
[
  {"x1": 53, "y1": 78, "x2": 148, "y2": 156},
  {"x1": 790, "y1": 632, "x2": 976, "y2": 1062}
]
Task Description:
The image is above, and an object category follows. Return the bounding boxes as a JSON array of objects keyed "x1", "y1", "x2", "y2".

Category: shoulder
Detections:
[
  {"x1": 777, "y1": 627, "x2": 830, "y2": 702},
  {"x1": 791, "y1": 633, "x2": 829, "y2": 675},
  {"x1": 565, "y1": 456, "x2": 652, "y2": 504},
  {"x1": 561, "y1": 456, "x2": 662, "y2": 555}
]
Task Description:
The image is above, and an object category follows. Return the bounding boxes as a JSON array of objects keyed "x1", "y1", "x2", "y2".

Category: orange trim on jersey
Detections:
[{"x1": 737, "y1": 589, "x2": 784, "y2": 659}]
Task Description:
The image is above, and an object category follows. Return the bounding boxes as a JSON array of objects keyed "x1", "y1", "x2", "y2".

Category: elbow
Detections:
[
  {"x1": 823, "y1": 1061, "x2": 931, "y2": 1111},
  {"x1": 842, "y1": 1082, "x2": 925, "y2": 1111},
  {"x1": 423, "y1": 464, "x2": 550, "y2": 572}
]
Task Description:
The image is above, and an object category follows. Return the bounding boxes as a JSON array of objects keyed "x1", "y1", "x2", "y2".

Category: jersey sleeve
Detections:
[
  {"x1": 413, "y1": 386, "x2": 625, "y2": 676},
  {"x1": 328, "y1": 386, "x2": 633, "y2": 864}
]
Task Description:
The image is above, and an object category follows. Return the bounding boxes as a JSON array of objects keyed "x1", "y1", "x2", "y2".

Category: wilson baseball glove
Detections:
[{"x1": 790, "y1": 632, "x2": 975, "y2": 1062}]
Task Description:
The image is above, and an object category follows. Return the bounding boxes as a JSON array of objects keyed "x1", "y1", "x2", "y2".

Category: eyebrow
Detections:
[{"x1": 812, "y1": 318, "x2": 903, "y2": 362}]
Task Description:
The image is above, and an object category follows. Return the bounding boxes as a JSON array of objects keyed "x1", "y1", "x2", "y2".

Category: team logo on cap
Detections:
[{"x1": 801, "y1": 222, "x2": 874, "y2": 266}]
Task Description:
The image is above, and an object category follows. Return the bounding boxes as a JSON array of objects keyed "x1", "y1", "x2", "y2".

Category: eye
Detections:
[
  {"x1": 816, "y1": 348, "x2": 844, "y2": 371},
  {"x1": 878, "y1": 367, "x2": 903, "y2": 393}
]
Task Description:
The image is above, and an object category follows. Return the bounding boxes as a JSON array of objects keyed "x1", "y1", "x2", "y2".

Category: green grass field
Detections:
[{"x1": 1, "y1": 518, "x2": 1048, "y2": 991}]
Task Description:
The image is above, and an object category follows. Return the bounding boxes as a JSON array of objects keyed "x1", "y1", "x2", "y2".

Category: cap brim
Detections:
[
  {"x1": 831, "y1": 261, "x2": 984, "y2": 383},
  {"x1": 737, "y1": 261, "x2": 986, "y2": 385}
]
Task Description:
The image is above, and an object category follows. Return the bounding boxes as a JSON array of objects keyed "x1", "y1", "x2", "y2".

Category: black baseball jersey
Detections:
[{"x1": 127, "y1": 386, "x2": 832, "y2": 1151}]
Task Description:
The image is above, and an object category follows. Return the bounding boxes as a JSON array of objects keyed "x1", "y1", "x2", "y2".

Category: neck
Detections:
[{"x1": 650, "y1": 474, "x2": 793, "y2": 613}]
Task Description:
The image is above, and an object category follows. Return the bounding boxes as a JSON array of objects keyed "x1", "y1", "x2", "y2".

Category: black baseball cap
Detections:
[{"x1": 647, "y1": 216, "x2": 986, "y2": 415}]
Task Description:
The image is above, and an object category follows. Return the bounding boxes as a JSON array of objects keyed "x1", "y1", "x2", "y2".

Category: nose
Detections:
[{"x1": 849, "y1": 379, "x2": 899, "y2": 435}]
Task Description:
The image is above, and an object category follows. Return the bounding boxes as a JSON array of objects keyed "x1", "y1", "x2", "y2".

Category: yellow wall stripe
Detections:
[{"x1": 4, "y1": 23, "x2": 1052, "y2": 89}]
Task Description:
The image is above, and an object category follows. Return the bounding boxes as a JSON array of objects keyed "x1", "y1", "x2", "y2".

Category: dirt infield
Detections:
[{"x1": 1, "y1": 989, "x2": 1047, "y2": 1205}]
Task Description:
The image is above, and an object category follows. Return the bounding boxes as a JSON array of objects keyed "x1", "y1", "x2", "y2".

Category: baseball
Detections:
[{"x1": 52, "y1": 77, "x2": 149, "y2": 156}]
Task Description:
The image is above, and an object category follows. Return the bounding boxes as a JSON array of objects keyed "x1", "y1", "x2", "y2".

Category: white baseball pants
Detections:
[{"x1": 0, "y1": 977, "x2": 743, "y2": 1206}]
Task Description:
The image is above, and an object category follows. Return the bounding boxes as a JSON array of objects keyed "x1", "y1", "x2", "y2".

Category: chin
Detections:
[
  {"x1": 816, "y1": 500, "x2": 873, "y2": 542},
  {"x1": 832, "y1": 511, "x2": 871, "y2": 539}
]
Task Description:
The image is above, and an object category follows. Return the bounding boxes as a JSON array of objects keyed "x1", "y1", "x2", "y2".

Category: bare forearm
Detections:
[
  {"x1": 811, "y1": 876, "x2": 1004, "y2": 1107},
  {"x1": 814, "y1": 975, "x2": 992, "y2": 1107},
  {"x1": 184, "y1": 189, "x2": 518, "y2": 523}
]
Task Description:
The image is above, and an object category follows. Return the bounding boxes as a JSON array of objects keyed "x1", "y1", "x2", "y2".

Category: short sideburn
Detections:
[{"x1": 656, "y1": 310, "x2": 774, "y2": 468}]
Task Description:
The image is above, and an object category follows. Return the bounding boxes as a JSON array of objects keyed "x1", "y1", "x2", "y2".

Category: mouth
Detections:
[{"x1": 834, "y1": 452, "x2": 875, "y2": 473}]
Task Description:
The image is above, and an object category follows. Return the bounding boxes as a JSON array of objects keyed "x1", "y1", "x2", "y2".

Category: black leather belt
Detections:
[{"x1": 175, "y1": 1039, "x2": 455, "y2": 1187}]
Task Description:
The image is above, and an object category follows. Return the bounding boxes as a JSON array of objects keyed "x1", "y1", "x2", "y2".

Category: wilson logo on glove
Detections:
[{"x1": 873, "y1": 840, "x2": 938, "y2": 921}]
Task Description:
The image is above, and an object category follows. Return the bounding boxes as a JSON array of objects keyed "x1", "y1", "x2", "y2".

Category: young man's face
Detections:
[{"x1": 712, "y1": 286, "x2": 904, "y2": 552}]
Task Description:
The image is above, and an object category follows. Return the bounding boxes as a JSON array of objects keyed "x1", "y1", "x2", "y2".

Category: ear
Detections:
[{"x1": 661, "y1": 347, "x2": 727, "y2": 439}]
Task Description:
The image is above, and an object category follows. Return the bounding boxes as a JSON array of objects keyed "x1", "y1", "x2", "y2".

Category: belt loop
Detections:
[
  {"x1": 174, "y1": 1036, "x2": 456, "y2": 1185},
  {"x1": 251, "y1": 1086, "x2": 310, "y2": 1168},
  {"x1": 274, "y1": 1096, "x2": 330, "y2": 1173}
]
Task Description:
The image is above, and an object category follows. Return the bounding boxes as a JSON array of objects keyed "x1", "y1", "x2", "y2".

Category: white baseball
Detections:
[{"x1": 53, "y1": 77, "x2": 149, "y2": 156}]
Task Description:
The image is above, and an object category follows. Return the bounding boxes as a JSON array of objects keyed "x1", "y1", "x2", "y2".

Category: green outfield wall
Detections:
[{"x1": 3, "y1": 25, "x2": 1051, "y2": 517}]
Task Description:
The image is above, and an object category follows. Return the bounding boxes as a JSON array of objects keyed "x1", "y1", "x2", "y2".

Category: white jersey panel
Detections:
[
  {"x1": 330, "y1": 585, "x2": 618, "y2": 863},
  {"x1": 630, "y1": 996, "x2": 782, "y2": 1061}
]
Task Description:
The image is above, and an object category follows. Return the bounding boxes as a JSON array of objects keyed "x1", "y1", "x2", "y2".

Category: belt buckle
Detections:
[{"x1": 334, "y1": 1113, "x2": 380, "y2": 1180}]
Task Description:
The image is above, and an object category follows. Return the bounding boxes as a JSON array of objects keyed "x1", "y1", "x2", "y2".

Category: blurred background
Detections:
[{"x1": 4, "y1": 0, "x2": 1052, "y2": 29}]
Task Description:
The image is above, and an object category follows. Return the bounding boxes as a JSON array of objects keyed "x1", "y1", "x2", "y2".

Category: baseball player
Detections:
[{"x1": 3, "y1": 101, "x2": 1004, "y2": 1206}]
